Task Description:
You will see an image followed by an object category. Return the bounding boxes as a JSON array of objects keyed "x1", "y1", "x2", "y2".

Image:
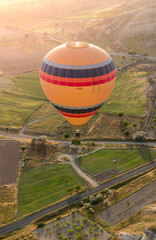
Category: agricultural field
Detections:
[
  {"x1": 0, "y1": 184, "x2": 16, "y2": 227},
  {"x1": 22, "y1": 63, "x2": 154, "y2": 139},
  {"x1": 77, "y1": 147, "x2": 156, "y2": 176},
  {"x1": 0, "y1": 90, "x2": 43, "y2": 128},
  {"x1": 33, "y1": 213, "x2": 113, "y2": 240},
  {"x1": 0, "y1": 140, "x2": 21, "y2": 186},
  {"x1": 99, "y1": 70, "x2": 149, "y2": 115},
  {"x1": 18, "y1": 164, "x2": 86, "y2": 217},
  {"x1": 12, "y1": 71, "x2": 46, "y2": 99}
]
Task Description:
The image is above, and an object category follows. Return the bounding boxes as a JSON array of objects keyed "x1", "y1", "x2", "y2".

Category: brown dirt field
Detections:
[
  {"x1": 0, "y1": 46, "x2": 47, "y2": 76},
  {"x1": 0, "y1": 140, "x2": 21, "y2": 186},
  {"x1": 95, "y1": 168, "x2": 120, "y2": 182}
]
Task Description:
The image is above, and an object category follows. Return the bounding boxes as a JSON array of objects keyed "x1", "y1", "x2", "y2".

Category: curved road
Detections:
[{"x1": 0, "y1": 160, "x2": 155, "y2": 236}]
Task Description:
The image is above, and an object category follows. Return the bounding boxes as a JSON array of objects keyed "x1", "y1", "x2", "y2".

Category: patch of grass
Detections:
[
  {"x1": 114, "y1": 169, "x2": 156, "y2": 203},
  {"x1": 0, "y1": 90, "x2": 43, "y2": 127},
  {"x1": 12, "y1": 70, "x2": 46, "y2": 99},
  {"x1": 78, "y1": 147, "x2": 156, "y2": 175},
  {"x1": 0, "y1": 184, "x2": 16, "y2": 226},
  {"x1": 99, "y1": 70, "x2": 148, "y2": 115},
  {"x1": 17, "y1": 164, "x2": 86, "y2": 216},
  {"x1": 27, "y1": 102, "x2": 55, "y2": 122}
]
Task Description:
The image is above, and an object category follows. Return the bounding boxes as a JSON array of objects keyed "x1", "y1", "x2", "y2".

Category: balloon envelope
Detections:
[{"x1": 39, "y1": 42, "x2": 116, "y2": 130}]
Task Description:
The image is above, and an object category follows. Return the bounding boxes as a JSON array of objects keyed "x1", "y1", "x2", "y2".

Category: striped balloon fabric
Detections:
[{"x1": 40, "y1": 42, "x2": 116, "y2": 130}]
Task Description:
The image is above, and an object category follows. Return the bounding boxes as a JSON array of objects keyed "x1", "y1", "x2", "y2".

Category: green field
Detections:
[
  {"x1": 77, "y1": 147, "x2": 156, "y2": 175},
  {"x1": 0, "y1": 65, "x2": 150, "y2": 130},
  {"x1": 99, "y1": 70, "x2": 149, "y2": 115},
  {"x1": 0, "y1": 90, "x2": 43, "y2": 127},
  {"x1": 17, "y1": 164, "x2": 86, "y2": 216},
  {"x1": 12, "y1": 71, "x2": 45, "y2": 99}
]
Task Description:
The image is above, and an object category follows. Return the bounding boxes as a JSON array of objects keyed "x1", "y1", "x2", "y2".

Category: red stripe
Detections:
[
  {"x1": 58, "y1": 110, "x2": 97, "y2": 118},
  {"x1": 40, "y1": 69, "x2": 116, "y2": 87}
]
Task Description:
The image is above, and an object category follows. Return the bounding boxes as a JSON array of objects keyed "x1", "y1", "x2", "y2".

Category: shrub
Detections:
[
  {"x1": 123, "y1": 130, "x2": 129, "y2": 136},
  {"x1": 21, "y1": 145, "x2": 26, "y2": 151},
  {"x1": 104, "y1": 200, "x2": 109, "y2": 207},
  {"x1": 123, "y1": 121, "x2": 129, "y2": 126},
  {"x1": 118, "y1": 112, "x2": 123, "y2": 117},
  {"x1": 37, "y1": 222, "x2": 44, "y2": 228},
  {"x1": 83, "y1": 217, "x2": 88, "y2": 223},
  {"x1": 71, "y1": 209, "x2": 76, "y2": 214},
  {"x1": 89, "y1": 208, "x2": 95, "y2": 214},
  {"x1": 67, "y1": 229, "x2": 74, "y2": 234},
  {"x1": 84, "y1": 203, "x2": 91, "y2": 209},
  {"x1": 64, "y1": 134, "x2": 69, "y2": 139},
  {"x1": 96, "y1": 193, "x2": 103, "y2": 202},
  {"x1": 132, "y1": 122, "x2": 137, "y2": 127},
  {"x1": 133, "y1": 131, "x2": 146, "y2": 141},
  {"x1": 74, "y1": 184, "x2": 81, "y2": 192},
  {"x1": 89, "y1": 195, "x2": 97, "y2": 204},
  {"x1": 75, "y1": 233, "x2": 85, "y2": 240},
  {"x1": 71, "y1": 139, "x2": 81, "y2": 145}
]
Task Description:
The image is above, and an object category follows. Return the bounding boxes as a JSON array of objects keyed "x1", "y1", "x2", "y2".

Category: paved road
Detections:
[
  {"x1": 0, "y1": 161, "x2": 155, "y2": 236},
  {"x1": 0, "y1": 129, "x2": 156, "y2": 147},
  {"x1": 98, "y1": 180, "x2": 156, "y2": 225},
  {"x1": 108, "y1": 52, "x2": 156, "y2": 62}
]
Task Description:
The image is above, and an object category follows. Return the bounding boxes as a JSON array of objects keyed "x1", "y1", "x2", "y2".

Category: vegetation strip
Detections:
[{"x1": 0, "y1": 161, "x2": 155, "y2": 236}]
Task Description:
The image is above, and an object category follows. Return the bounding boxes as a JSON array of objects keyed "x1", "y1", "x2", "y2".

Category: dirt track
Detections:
[
  {"x1": 0, "y1": 140, "x2": 20, "y2": 186},
  {"x1": 98, "y1": 180, "x2": 156, "y2": 226}
]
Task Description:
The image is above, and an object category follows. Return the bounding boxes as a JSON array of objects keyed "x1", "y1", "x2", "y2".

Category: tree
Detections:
[
  {"x1": 71, "y1": 139, "x2": 81, "y2": 145},
  {"x1": 133, "y1": 131, "x2": 146, "y2": 142},
  {"x1": 123, "y1": 121, "x2": 129, "y2": 126},
  {"x1": 64, "y1": 133, "x2": 69, "y2": 139},
  {"x1": 123, "y1": 130, "x2": 129, "y2": 136},
  {"x1": 68, "y1": 187, "x2": 74, "y2": 194},
  {"x1": 118, "y1": 112, "x2": 123, "y2": 117},
  {"x1": 96, "y1": 193, "x2": 103, "y2": 202},
  {"x1": 75, "y1": 233, "x2": 85, "y2": 240},
  {"x1": 21, "y1": 145, "x2": 26, "y2": 152},
  {"x1": 74, "y1": 184, "x2": 81, "y2": 193}
]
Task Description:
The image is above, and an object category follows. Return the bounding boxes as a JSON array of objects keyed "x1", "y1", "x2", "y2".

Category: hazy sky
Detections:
[{"x1": 0, "y1": 0, "x2": 37, "y2": 6}]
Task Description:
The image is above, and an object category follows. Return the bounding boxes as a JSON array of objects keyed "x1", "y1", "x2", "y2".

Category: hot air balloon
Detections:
[{"x1": 39, "y1": 42, "x2": 116, "y2": 135}]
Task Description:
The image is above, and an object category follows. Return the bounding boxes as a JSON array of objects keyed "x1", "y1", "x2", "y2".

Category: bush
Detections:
[
  {"x1": 89, "y1": 195, "x2": 97, "y2": 204},
  {"x1": 123, "y1": 121, "x2": 129, "y2": 126},
  {"x1": 67, "y1": 229, "x2": 74, "y2": 234},
  {"x1": 123, "y1": 130, "x2": 129, "y2": 135},
  {"x1": 83, "y1": 216, "x2": 88, "y2": 222},
  {"x1": 71, "y1": 139, "x2": 81, "y2": 145},
  {"x1": 64, "y1": 134, "x2": 69, "y2": 139},
  {"x1": 89, "y1": 207, "x2": 95, "y2": 214},
  {"x1": 84, "y1": 203, "x2": 91, "y2": 209},
  {"x1": 21, "y1": 145, "x2": 26, "y2": 151},
  {"x1": 37, "y1": 222, "x2": 44, "y2": 228},
  {"x1": 118, "y1": 112, "x2": 123, "y2": 117},
  {"x1": 133, "y1": 131, "x2": 146, "y2": 142},
  {"x1": 132, "y1": 122, "x2": 137, "y2": 127},
  {"x1": 96, "y1": 193, "x2": 103, "y2": 202}
]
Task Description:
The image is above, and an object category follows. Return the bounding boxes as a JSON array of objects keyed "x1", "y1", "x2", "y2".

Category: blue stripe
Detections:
[{"x1": 40, "y1": 61, "x2": 115, "y2": 78}]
